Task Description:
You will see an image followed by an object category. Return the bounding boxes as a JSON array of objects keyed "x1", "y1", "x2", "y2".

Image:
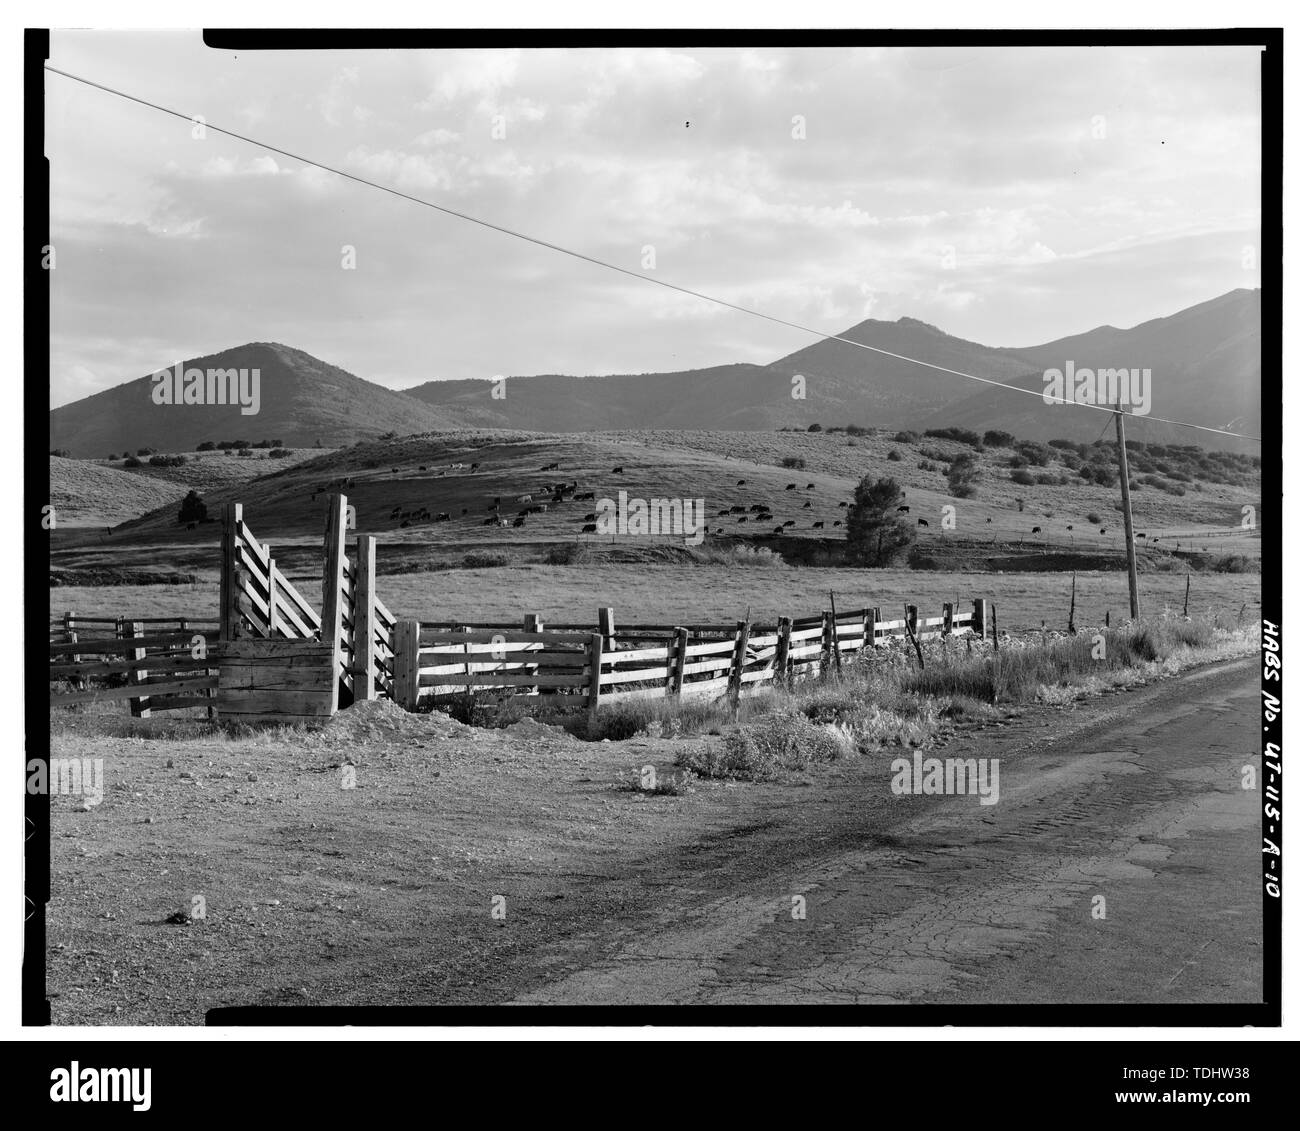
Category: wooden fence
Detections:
[
  {"x1": 390, "y1": 600, "x2": 988, "y2": 712},
  {"x1": 49, "y1": 491, "x2": 990, "y2": 722},
  {"x1": 48, "y1": 613, "x2": 221, "y2": 716}
]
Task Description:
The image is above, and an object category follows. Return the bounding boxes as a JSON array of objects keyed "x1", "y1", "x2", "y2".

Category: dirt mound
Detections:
[{"x1": 320, "y1": 698, "x2": 474, "y2": 745}]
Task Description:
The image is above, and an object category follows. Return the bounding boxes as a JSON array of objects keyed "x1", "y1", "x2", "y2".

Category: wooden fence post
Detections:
[
  {"x1": 353, "y1": 535, "x2": 376, "y2": 701},
  {"x1": 587, "y1": 632, "x2": 604, "y2": 713},
  {"x1": 321, "y1": 493, "x2": 348, "y2": 687},
  {"x1": 728, "y1": 619, "x2": 751, "y2": 714},
  {"x1": 775, "y1": 617, "x2": 792, "y2": 686},
  {"x1": 864, "y1": 608, "x2": 877, "y2": 649},
  {"x1": 972, "y1": 598, "x2": 988, "y2": 640},
  {"x1": 220, "y1": 502, "x2": 243, "y2": 642},
  {"x1": 524, "y1": 613, "x2": 543, "y2": 695},
  {"x1": 906, "y1": 604, "x2": 919, "y2": 638},
  {"x1": 992, "y1": 604, "x2": 999, "y2": 653},
  {"x1": 943, "y1": 602, "x2": 954, "y2": 636},
  {"x1": 125, "y1": 618, "x2": 150, "y2": 718},
  {"x1": 820, "y1": 611, "x2": 833, "y2": 677},
  {"x1": 392, "y1": 619, "x2": 421, "y2": 711},
  {"x1": 669, "y1": 627, "x2": 689, "y2": 696}
]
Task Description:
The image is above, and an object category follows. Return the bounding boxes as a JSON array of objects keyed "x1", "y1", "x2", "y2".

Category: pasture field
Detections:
[{"x1": 49, "y1": 562, "x2": 1260, "y2": 635}]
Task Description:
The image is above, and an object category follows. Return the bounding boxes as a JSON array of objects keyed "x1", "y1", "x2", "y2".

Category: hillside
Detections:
[
  {"x1": 402, "y1": 290, "x2": 1261, "y2": 449},
  {"x1": 923, "y1": 289, "x2": 1262, "y2": 450},
  {"x1": 49, "y1": 343, "x2": 458, "y2": 458},
  {"x1": 49, "y1": 456, "x2": 188, "y2": 528}
]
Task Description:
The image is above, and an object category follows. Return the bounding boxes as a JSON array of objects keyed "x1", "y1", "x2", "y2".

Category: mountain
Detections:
[
  {"x1": 402, "y1": 290, "x2": 1261, "y2": 449},
  {"x1": 920, "y1": 289, "x2": 1261, "y2": 450},
  {"x1": 49, "y1": 342, "x2": 459, "y2": 458}
]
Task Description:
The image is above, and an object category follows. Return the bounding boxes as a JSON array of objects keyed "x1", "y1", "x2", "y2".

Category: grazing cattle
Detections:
[
  {"x1": 918, "y1": 518, "x2": 930, "y2": 527},
  {"x1": 436, "y1": 513, "x2": 450, "y2": 522},
  {"x1": 802, "y1": 501, "x2": 812, "y2": 509},
  {"x1": 838, "y1": 501, "x2": 848, "y2": 508},
  {"x1": 1066, "y1": 524, "x2": 1073, "y2": 531},
  {"x1": 1153, "y1": 537, "x2": 1160, "y2": 543},
  {"x1": 897, "y1": 505, "x2": 910, "y2": 514},
  {"x1": 582, "y1": 523, "x2": 597, "y2": 533},
  {"x1": 400, "y1": 520, "x2": 410, "y2": 528},
  {"x1": 612, "y1": 466, "x2": 624, "y2": 474},
  {"x1": 773, "y1": 527, "x2": 784, "y2": 536},
  {"x1": 730, "y1": 505, "x2": 747, "y2": 514},
  {"x1": 1100, "y1": 528, "x2": 1107, "y2": 535},
  {"x1": 737, "y1": 517, "x2": 748, "y2": 524},
  {"x1": 758, "y1": 515, "x2": 773, "y2": 523},
  {"x1": 461, "y1": 508, "x2": 469, "y2": 515},
  {"x1": 784, "y1": 520, "x2": 796, "y2": 527},
  {"x1": 516, "y1": 494, "x2": 532, "y2": 504},
  {"x1": 186, "y1": 522, "x2": 196, "y2": 531},
  {"x1": 1137, "y1": 532, "x2": 1147, "y2": 539},
  {"x1": 786, "y1": 483, "x2": 797, "y2": 490},
  {"x1": 718, "y1": 509, "x2": 729, "y2": 517},
  {"x1": 736, "y1": 479, "x2": 746, "y2": 486},
  {"x1": 1032, "y1": 526, "x2": 1042, "y2": 534},
  {"x1": 482, "y1": 516, "x2": 498, "y2": 526},
  {"x1": 525, "y1": 504, "x2": 548, "y2": 514},
  {"x1": 470, "y1": 463, "x2": 480, "y2": 471},
  {"x1": 513, "y1": 515, "x2": 526, "y2": 528},
  {"x1": 575, "y1": 491, "x2": 595, "y2": 501},
  {"x1": 749, "y1": 504, "x2": 765, "y2": 513},
  {"x1": 419, "y1": 466, "x2": 427, "y2": 471},
  {"x1": 986, "y1": 517, "x2": 992, "y2": 523},
  {"x1": 833, "y1": 520, "x2": 842, "y2": 527},
  {"x1": 584, "y1": 513, "x2": 597, "y2": 522},
  {"x1": 813, "y1": 521, "x2": 825, "y2": 529},
  {"x1": 806, "y1": 483, "x2": 815, "y2": 490}
]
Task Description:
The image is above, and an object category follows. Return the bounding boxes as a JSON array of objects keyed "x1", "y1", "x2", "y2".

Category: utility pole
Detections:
[{"x1": 1114, "y1": 407, "x2": 1141, "y2": 622}]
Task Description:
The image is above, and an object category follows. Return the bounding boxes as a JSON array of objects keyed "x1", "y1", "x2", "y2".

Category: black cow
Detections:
[
  {"x1": 736, "y1": 479, "x2": 746, "y2": 486},
  {"x1": 612, "y1": 466, "x2": 624, "y2": 474},
  {"x1": 786, "y1": 483, "x2": 797, "y2": 490},
  {"x1": 806, "y1": 483, "x2": 815, "y2": 490},
  {"x1": 918, "y1": 518, "x2": 929, "y2": 527},
  {"x1": 813, "y1": 521, "x2": 825, "y2": 529},
  {"x1": 513, "y1": 515, "x2": 526, "y2": 527},
  {"x1": 803, "y1": 501, "x2": 812, "y2": 508},
  {"x1": 582, "y1": 523, "x2": 597, "y2": 533},
  {"x1": 832, "y1": 520, "x2": 842, "y2": 527},
  {"x1": 1137, "y1": 532, "x2": 1147, "y2": 539},
  {"x1": 897, "y1": 505, "x2": 910, "y2": 514},
  {"x1": 584, "y1": 513, "x2": 597, "y2": 522},
  {"x1": 1032, "y1": 526, "x2": 1042, "y2": 534}
]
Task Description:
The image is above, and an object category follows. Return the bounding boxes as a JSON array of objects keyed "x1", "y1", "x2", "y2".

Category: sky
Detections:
[{"x1": 46, "y1": 33, "x2": 1263, "y2": 408}]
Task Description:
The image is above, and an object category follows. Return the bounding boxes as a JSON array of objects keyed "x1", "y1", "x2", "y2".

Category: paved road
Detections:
[{"x1": 516, "y1": 659, "x2": 1262, "y2": 1005}]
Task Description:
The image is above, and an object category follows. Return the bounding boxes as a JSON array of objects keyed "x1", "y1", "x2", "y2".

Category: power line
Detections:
[{"x1": 46, "y1": 63, "x2": 1261, "y2": 444}]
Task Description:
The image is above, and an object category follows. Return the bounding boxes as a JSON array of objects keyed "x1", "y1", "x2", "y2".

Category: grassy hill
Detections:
[
  {"x1": 49, "y1": 456, "x2": 189, "y2": 528},
  {"x1": 49, "y1": 342, "x2": 458, "y2": 458}
]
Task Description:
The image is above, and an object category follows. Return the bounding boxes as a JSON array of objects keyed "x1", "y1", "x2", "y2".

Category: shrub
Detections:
[
  {"x1": 149, "y1": 454, "x2": 187, "y2": 467},
  {"x1": 893, "y1": 430, "x2": 920, "y2": 443},
  {"x1": 1009, "y1": 468, "x2": 1035, "y2": 486},
  {"x1": 924, "y1": 426, "x2": 982, "y2": 448},
  {"x1": 462, "y1": 552, "x2": 509, "y2": 569},
  {"x1": 1086, "y1": 512, "x2": 1102, "y2": 524},
  {"x1": 886, "y1": 449, "x2": 902, "y2": 462},
  {"x1": 543, "y1": 543, "x2": 587, "y2": 565},
  {"x1": 196, "y1": 441, "x2": 216, "y2": 451},
  {"x1": 1013, "y1": 440, "x2": 1052, "y2": 466},
  {"x1": 123, "y1": 456, "x2": 142, "y2": 468},
  {"x1": 982, "y1": 429, "x2": 1015, "y2": 448},
  {"x1": 678, "y1": 714, "x2": 850, "y2": 781},
  {"x1": 781, "y1": 456, "x2": 806, "y2": 469},
  {"x1": 268, "y1": 448, "x2": 291, "y2": 459},
  {"x1": 177, "y1": 490, "x2": 208, "y2": 525},
  {"x1": 807, "y1": 423, "x2": 823, "y2": 432},
  {"x1": 50, "y1": 448, "x2": 71, "y2": 457},
  {"x1": 945, "y1": 452, "x2": 980, "y2": 498},
  {"x1": 136, "y1": 447, "x2": 154, "y2": 456}
]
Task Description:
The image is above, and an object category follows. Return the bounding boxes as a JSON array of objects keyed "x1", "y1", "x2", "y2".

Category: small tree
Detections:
[
  {"x1": 946, "y1": 452, "x2": 980, "y2": 498},
  {"x1": 845, "y1": 476, "x2": 915, "y2": 566},
  {"x1": 178, "y1": 490, "x2": 207, "y2": 525}
]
